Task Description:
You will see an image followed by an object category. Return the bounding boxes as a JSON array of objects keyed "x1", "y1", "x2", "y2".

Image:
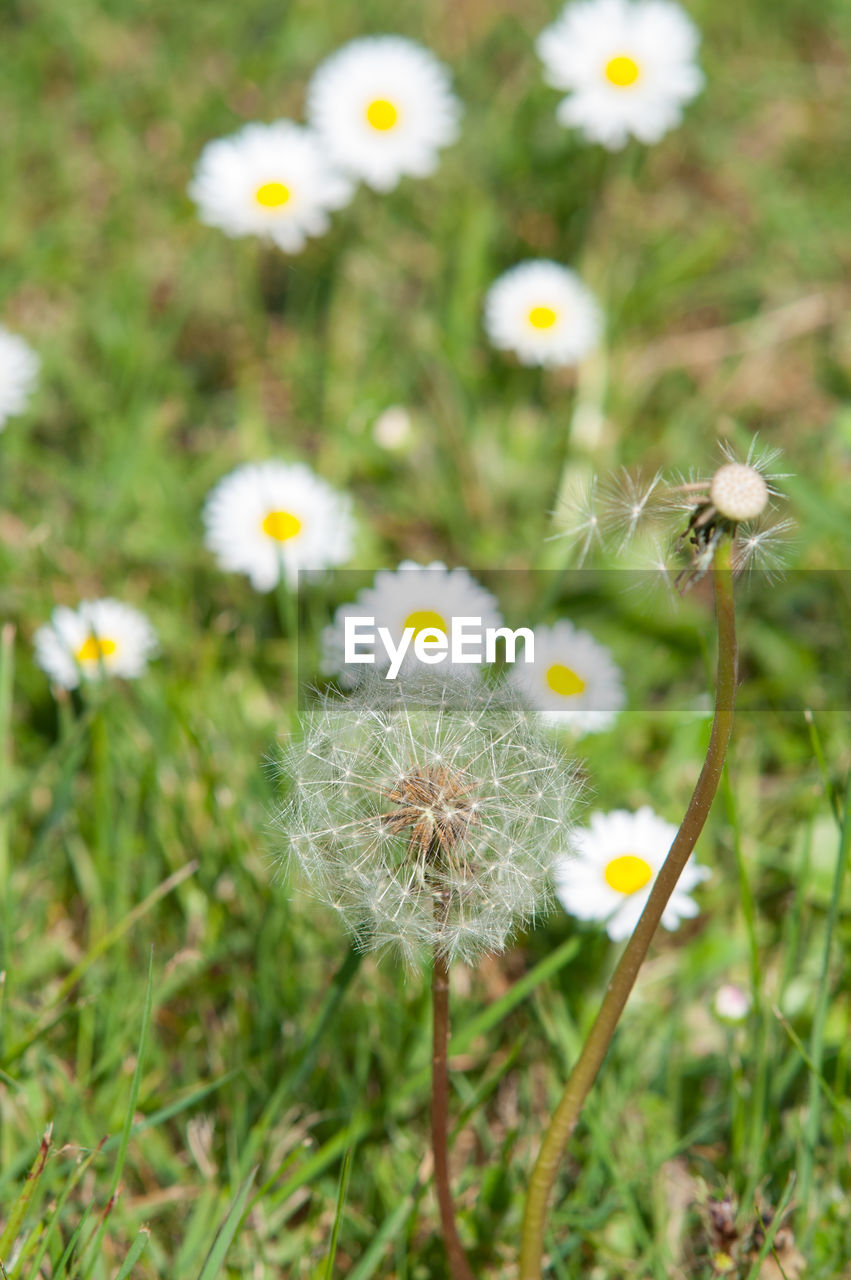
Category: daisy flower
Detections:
[
  {"x1": 34, "y1": 599, "x2": 158, "y2": 690},
  {"x1": 306, "y1": 36, "x2": 461, "y2": 193},
  {"x1": 507, "y1": 620, "x2": 624, "y2": 734},
  {"x1": 0, "y1": 326, "x2": 39, "y2": 429},
  {"x1": 189, "y1": 121, "x2": 352, "y2": 253},
  {"x1": 321, "y1": 562, "x2": 503, "y2": 682},
  {"x1": 203, "y1": 461, "x2": 355, "y2": 591},
  {"x1": 484, "y1": 261, "x2": 602, "y2": 368},
  {"x1": 537, "y1": 0, "x2": 704, "y2": 150},
  {"x1": 555, "y1": 806, "x2": 709, "y2": 941}
]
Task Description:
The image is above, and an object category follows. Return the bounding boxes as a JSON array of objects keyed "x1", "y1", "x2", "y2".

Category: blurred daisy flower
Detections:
[
  {"x1": 306, "y1": 36, "x2": 461, "y2": 192},
  {"x1": 0, "y1": 326, "x2": 39, "y2": 430},
  {"x1": 507, "y1": 620, "x2": 624, "y2": 734},
  {"x1": 321, "y1": 562, "x2": 502, "y2": 682},
  {"x1": 558, "y1": 438, "x2": 794, "y2": 586},
  {"x1": 189, "y1": 121, "x2": 352, "y2": 253},
  {"x1": 34, "y1": 600, "x2": 158, "y2": 690},
  {"x1": 484, "y1": 261, "x2": 602, "y2": 368},
  {"x1": 555, "y1": 806, "x2": 709, "y2": 941},
  {"x1": 537, "y1": 0, "x2": 703, "y2": 150},
  {"x1": 203, "y1": 461, "x2": 355, "y2": 592},
  {"x1": 280, "y1": 672, "x2": 582, "y2": 966}
]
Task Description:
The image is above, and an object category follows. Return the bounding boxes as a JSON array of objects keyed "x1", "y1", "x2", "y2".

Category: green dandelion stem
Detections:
[
  {"x1": 519, "y1": 538, "x2": 737, "y2": 1279},
  {"x1": 431, "y1": 925, "x2": 475, "y2": 1280}
]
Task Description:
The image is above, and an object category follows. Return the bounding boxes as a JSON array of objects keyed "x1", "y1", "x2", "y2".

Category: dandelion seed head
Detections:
[{"x1": 276, "y1": 672, "x2": 582, "y2": 966}]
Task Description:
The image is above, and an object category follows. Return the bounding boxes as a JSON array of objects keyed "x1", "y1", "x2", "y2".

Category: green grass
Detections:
[{"x1": 1, "y1": 0, "x2": 850, "y2": 1275}]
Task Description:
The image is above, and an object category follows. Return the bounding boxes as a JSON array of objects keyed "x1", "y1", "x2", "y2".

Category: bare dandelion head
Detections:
[
  {"x1": 709, "y1": 463, "x2": 769, "y2": 522},
  {"x1": 277, "y1": 672, "x2": 582, "y2": 966},
  {"x1": 555, "y1": 435, "x2": 793, "y2": 589}
]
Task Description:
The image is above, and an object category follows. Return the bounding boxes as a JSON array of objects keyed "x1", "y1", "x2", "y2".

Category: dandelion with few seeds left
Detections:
[
  {"x1": 520, "y1": 436, "x2": 792, "y2": 1278},
  {"x1": 279, "y1": 672, "x2": 582, "y2": 1279},
  {"x1": 557, "y1": 438, "x2": 794, "y2": 585}
]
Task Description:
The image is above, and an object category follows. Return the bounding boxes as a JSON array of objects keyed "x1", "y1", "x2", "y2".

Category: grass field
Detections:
[{"x1": 1, "y1": 0, "x2": 850, "y2": 1275}]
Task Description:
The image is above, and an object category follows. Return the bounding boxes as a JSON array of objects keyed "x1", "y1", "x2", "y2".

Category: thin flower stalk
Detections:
[{"x1": 519, "y1": 537, "x2": 737, "y2": 1278}]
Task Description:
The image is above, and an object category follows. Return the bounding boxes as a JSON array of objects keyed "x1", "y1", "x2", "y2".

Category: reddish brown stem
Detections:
[{"x1": 432, "y1": 945, "x2": 476, "y2": 1280}]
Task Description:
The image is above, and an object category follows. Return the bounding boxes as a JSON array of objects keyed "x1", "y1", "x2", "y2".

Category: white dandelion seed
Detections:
[
  {"x1": 537, "y1": 0, "x2": 704, "y2": 150},
  {"x1": 34, "y1": 599, "x2": 159, "y2": 691},
  {"x1": 306, "y1": 36, "x2": 461, "y2": 193}
]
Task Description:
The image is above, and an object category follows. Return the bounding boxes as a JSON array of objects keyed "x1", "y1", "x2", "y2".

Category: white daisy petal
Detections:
[
  {"x1": 484, "y1": 261, "x2": 602, "y2": 368},
  {"x1": 537, "y1": 0, "x2": 703, "y2": 150},
  {"x1": 507, "y1": 619, "x2": 624, "y2": 735},
  {"x1": 34, "y1": 599, "x2": 159, "y2": 691},
  {"x1": 189, "y1": 121, "x2": 352, "y2": 253},
  {"x1": 554, "y1": 806, "x2": 708, "y2": 940},
  {"x1": 321, "y1": 562, "x2": 503, "y2": 683},
  {"x1": 306, "y1": 36, "x2": 461, "y2": 193},
  {"x1": 0, "y1": 327, "x2": 39, "y2": 429},
  {"x1": 202, "y1": 461, "x2": 356, "y2": 592}
]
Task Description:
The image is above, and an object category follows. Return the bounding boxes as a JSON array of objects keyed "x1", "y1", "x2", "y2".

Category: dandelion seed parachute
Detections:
[{"x1": 278, "y1": 673, "x2": 583, "y2": 966}]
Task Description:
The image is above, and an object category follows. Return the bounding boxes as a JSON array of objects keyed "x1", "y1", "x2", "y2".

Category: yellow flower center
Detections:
[
  {"x1": 545, "y1": 663, "x2": 587, "y2": 697},
  {"x1": 255, "y1": 181, "x2": 291, "y2": 208},
  {"x1": 76, "y1": 635, "x2": 117, "y2": 663},
  {"x1": 366, "y1": 99, "x2": 399, "y2": 131},
  {"x1": 262, "y1": 510, "x2": 302, "y2": 541},
  {"x1": 604, "y1": 854, "x2": 653, "y2": 895},
  {"x1": 403, "y1": 609, "x2": 447, "y2": 637},
  {"x1": 528, "y1": 305, "x2": 558, "y2": 330},
  {"x1": 605, "y1": 55, "x2": 641, "y2": 87}
]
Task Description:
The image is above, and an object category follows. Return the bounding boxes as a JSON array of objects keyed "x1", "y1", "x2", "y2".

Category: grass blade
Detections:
[
  {"x1": 322, "y1": 1145, "x2": 354, "y2": 1280},
  {"x1": 195, "y1": 1168, "x2": 258, "y2": 1280},
  {"x1": 114, "y1": 1228, "x2": 151, "y2": 1280},
  {"x1": 0, "y1": 1125, "x2": 51, "y2": 1264},
  {"x1": 450, "y1": 936, "x2": 580, "y2": 1056},
  {"x1": 798, "y1": 776, "x2": 850, "y2": 1233}
]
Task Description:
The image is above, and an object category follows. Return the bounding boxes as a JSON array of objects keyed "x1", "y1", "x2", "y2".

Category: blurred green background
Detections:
[{"x1": 0, "y1": 0, "x2": 849, "y2": 1275}]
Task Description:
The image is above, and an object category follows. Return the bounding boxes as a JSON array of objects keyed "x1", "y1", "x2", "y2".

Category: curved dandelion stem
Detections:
[
  {"x1": 519, "y1": 539, "x2": 737, "y2": 1279},
  {"x1": 432, "y1": 905, "x2": 476, "y2": 1280}
]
